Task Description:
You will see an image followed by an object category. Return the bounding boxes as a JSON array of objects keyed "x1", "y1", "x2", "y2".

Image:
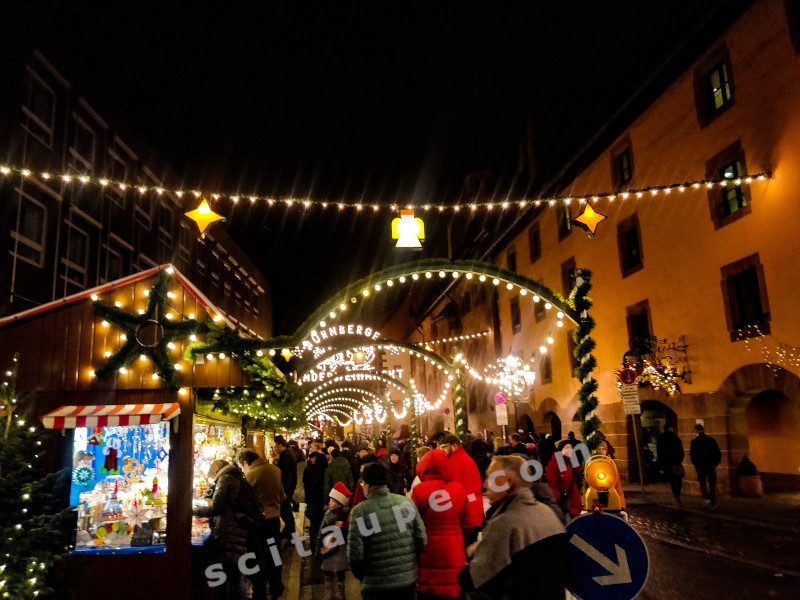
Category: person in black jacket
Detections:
[
  {"x1": 689, "y1": 424, "x2": 722, "y2": 509},
  {"x1": 302, "y1": 451, "x2": 328, "y2": 553},
  {"x1": 385, "y1": 447, "x2": 412, "y2": 495},
  {"x1": 274, "y1": 435, "x2": 297, "y2": 539},
  {"x1": 657, "y1": 425, "x2": 685, "y2": 504}
]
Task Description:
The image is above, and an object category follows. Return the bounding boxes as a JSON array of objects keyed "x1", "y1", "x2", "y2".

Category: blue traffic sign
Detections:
[{"x1": 566, "y1": 512, "x2": 649, "y2": 600}]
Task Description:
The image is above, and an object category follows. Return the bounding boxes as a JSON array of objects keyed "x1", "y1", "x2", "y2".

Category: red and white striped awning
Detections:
[{"x1": 41, "y1": 403, "x2": 181, "y2": 429}]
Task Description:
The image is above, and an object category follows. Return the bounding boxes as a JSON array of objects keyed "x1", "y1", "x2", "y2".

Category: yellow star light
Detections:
[
  {"x1": 572, "y1": 204, "x2": 607, "y2": 237},
  {"x1": 185, "y1": 199, "x2": 224, "y2": 234}
]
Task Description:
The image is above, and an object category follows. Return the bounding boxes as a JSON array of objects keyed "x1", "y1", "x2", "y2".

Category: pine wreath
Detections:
[{"x1": 72, "y1": 464, "x2": 95, "y2": 485}]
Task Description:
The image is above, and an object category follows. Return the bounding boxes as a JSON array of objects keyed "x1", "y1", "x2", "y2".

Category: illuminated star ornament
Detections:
[
  {"x1": 93, "y1": 272, "x2": 211, "y2": 390},
  {"x1": 572, "y1": 204, "x2": 607, "y2": 237},
  {"x1": 185, "y1": 198, "x2": 225, "y2": 235}
]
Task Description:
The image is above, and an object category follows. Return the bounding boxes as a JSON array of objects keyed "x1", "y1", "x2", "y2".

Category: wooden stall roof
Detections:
[{"x1": 0, "y1": 264, "x2": 252, "y2": 395}]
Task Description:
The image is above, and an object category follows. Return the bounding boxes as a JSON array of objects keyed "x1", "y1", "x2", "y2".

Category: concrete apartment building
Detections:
[{"x1": 0, "y1": 48, "x2": 271, "y2": 338}]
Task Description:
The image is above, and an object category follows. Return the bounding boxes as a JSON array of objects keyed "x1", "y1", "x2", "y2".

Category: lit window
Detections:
[{"x1": 707, "y1": 61, "x2": 732, "y2": 111}]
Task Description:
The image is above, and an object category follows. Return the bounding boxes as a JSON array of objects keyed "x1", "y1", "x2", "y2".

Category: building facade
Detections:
[
  {"x1": 0, "y1": 49, "x2": 271, "y2": 338},
  {"x1": 412, "y1": 0, "x2": 800, "y2": 494}
]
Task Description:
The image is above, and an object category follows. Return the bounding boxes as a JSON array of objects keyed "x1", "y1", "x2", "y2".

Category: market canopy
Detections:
[{"x1": 41, "y1": 403, "x2": 181, "y2": 429}]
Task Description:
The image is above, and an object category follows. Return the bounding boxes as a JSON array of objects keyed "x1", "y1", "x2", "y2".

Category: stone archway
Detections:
[
  {"x1": 720, "y1": 363, "x2": 800, "y2": 492},
  {"x1": 518, "y1": 413, "x2": 534, "y2": 437},
  {"x1": 544, "y1": 411, "x2": 562, "y2": 440},
  {"x1": 637, "y1": 400, "x2": 678, "y2": 483},
  {"x1": 746, "y1": 390, "x2": 800, "y2": 485}
]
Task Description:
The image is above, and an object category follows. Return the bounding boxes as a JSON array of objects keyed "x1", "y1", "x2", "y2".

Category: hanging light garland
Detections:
[
  {"x1": 738, "y1": 325, "x2": 800, "y2": 376},
  {"x1": 0, "y1": 163, "x2": 770, "y2": 213},
  {"x1": 483, "y1": 354, "x2": 537, "y2": 399},
  {"x1": 416, "y1": 330, "x2": 490, "y2": 347}
]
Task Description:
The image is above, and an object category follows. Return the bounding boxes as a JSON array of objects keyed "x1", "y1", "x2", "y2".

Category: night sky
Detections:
[{"x1": 8, "y1": 0, "x2": 730, "y2": 333}]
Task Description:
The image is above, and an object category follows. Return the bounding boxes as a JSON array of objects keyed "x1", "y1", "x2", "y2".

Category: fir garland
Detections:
[
  {"x1": 200, "y1": 352, "x2": 307, "y2": 431},
  {"x1": 571, "y1": 269, "x2": 601, "y2": 450},
  {"x1": 451, "y1": 347, "x2": 467, "y2": 442}
]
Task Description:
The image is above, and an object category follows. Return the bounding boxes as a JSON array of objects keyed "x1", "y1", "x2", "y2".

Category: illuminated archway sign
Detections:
[
  {"x1": 305, "y1": 373, "x2": 412, "y2": 405},
  {"x1": 307, "y1": 324, "x2": 381, "y2": 346},
  {"x1": 186, "y1": 260, "x2": 600, "y2": 449}
]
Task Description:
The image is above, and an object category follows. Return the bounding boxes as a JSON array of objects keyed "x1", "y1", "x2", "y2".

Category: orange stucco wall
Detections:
[{"x1": 433, "y1": 0, "x2": 800, "y2": 493}]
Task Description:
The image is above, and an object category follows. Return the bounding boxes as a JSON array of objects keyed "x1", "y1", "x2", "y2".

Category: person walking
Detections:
[
  {"x1": 509, "y1": 433, "x2": 527, "y2": 455},
  {"x1": 411, "y1": 449, "x2": 470, "y2": 600},
  {"x1": 317, "y1": 482, "x2": 352, "y2": 600},
  {"x1": 195, "y1": 459, "x2": 260, "y2": 600},
  {"x1": 303, "y1": 450, "x2": 328, "y2": 553},
  {"x1": 538, "y1": 434, "x2": 557, "y2": 472},
  {"x1": 438, "y1": 434, "x2": 484, "y2": 543},
  {"x1": 238, "y1": 450, "x2": 285, "y2": 600},
  {"x1": 324, "y1": 448, "x2": 354, "y2": 499},
  {"x1": 657, "y1": 425, "x2": 685, "y2": 505},
  {"x1": 546, "y1": 440, "x2": 583, "y2": 524},
  {"x1": 386, "y1": 447, "x2": 413, "y2": 495},
  {"x1": 469, "y1": 438, "x2": 492, "y2": 482},
  {"x1": 460, "y1": 454, "x2": 570, "y2": 600},
  {"x1": 347, "y1": 462, "x2": 427, "y2": 600},
  {"x1": 690, "y1": 424, "x2": 721, "y2": 509},
  {"x1": 273, "y1": 435, "x2": 298, "y2": 541}
]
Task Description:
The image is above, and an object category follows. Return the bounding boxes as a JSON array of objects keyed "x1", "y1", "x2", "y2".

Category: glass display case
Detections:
[{"x1": 70, "y1": 422, "x2": 170, "y2": 552}]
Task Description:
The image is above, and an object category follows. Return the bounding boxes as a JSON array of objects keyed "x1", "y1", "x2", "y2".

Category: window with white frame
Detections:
[
  {"x1": 11, "y1": 194, "x2": 47, "y2": 266},
  {"x1": 178, "y1": 221, "x2": 192, "y2": 265},
  {"x1": 69, "y1": 116, "x2": 96, "y2": 173},
  {"x1": 61, "y1": 222, "x2": 89, "y2": 287},
  {"x1": 107, "y1": 151, "x2": 128, "y2": 208},
  {"x1": 158, "y1": 203, "x2": 174, "y2": 262},
  {"x1": 134, "y1": 185, "x2": 151, "y2": 229},
  {"x1": 21, "y1": 72, "x2": 56, "y2": 148},
  {"x1": 104, "y1": 246, "x2": 123, "y2": 282}
]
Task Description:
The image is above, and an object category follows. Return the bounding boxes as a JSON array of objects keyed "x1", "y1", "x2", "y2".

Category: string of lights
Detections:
[
  {"x1": 739, "y1": 325, "x2": 800, "y2": 376},
  {"x1": 0, "y1": 163, "x2": 770, "y2": 213},
  {"x1": 416, "y1": 330, "x2": 490, "y2": 347},
  {"x1": 311, "y1": 271, "x2": 575, "y2": 331}
]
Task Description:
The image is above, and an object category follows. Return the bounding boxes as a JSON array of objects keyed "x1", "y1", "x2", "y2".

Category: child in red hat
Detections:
[{"x1": 317, "y1": 482, "x2": 352, "y2": 599}]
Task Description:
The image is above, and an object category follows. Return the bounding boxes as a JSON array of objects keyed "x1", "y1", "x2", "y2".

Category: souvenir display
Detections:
[
  {"x1": 191, "y1": 420, "x2": 244, "y2": 544},
  {"x1": 70, "y1": 423, "x2": 170, "y2": 552}
]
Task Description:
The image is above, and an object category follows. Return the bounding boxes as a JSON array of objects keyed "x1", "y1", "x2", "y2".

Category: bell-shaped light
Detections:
[{"x1": 391, "y1": 209, "x2": 425, "y2": 249}]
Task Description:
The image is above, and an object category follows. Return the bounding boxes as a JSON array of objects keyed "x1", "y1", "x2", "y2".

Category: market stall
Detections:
[
  {"x1": 191, "y1": 415, "x2": 245, "y2": 543},
  {"x1": 42, "y1": 403, "x2": 179, "y2": 554}
]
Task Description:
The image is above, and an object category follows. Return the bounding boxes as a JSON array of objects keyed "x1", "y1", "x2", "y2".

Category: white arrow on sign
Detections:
[{"x1": 570, "y1": 534, "x2": 632, "y2": 585}]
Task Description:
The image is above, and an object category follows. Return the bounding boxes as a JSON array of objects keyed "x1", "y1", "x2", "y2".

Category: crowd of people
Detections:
[{"x1": 195, "y1": 424, "x2": 720, "y2": 600}]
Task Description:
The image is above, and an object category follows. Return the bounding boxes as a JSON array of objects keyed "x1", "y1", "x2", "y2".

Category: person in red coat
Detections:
[
  {"x1": 438, "y1": 434, "x2": 484, "y2": 542},
  {"x1": 411, "y1": 450, "x2": 470, "y2": 600},
  {"x1": 546, "y1": 440, "x2": 583, "y2": 524}
]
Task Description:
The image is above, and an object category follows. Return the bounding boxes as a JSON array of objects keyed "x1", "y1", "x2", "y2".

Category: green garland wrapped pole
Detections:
[
  {"x1": 451, "y1": 347, "x2": 467, "y2": 442},
  {"x1": 409, "y1": 398, "x2": 419, "y2": 472},
  {"x1": 384, "y1": 396, "x2": 393, "y2": 450},
  {"x1": 572, "y1": 270, "x2": 601, "y2": 451}
]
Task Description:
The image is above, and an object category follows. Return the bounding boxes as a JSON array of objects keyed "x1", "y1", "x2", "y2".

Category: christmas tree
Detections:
[{"x1": 0, "y1": 353, "x2": 68, "y2": 598}]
